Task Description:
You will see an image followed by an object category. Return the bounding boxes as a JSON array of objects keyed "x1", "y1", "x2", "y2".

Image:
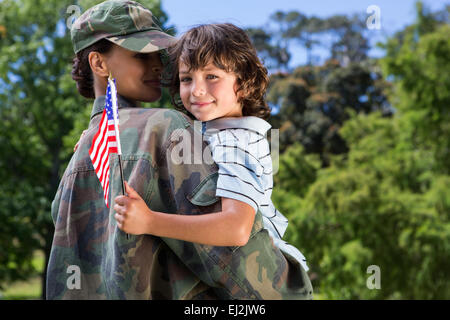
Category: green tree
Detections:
[
  {"x1": 246, "y1": 27, "x2": 291, "y2": 71},
  {"x1": 379, "y1": 3, "x2": 450, "y2": 174},
  {"x1": 268, "y1": 10, "x2": 371, "y2": 66},
  {"x1": 0, "y1": 0, "x2": 171, "y2": 299},
  {"x1": 272, "y1": 143, "x2": 320, "y2": 200},
  {"x1": 275, "y1": 2, "x2": 450, "y2": 298},
  {"x1": 323, "y1": 14, "x2": 370, "y2": 65},
  {"x1": 269, "y1": 11, "x2": 322, "y2": 65},
  {"x1": 267, "y1": 59, "x2": 389, "y2": 166},
  {"x1": 278, "y1": 110, "x2": 449, "y2": 299}
]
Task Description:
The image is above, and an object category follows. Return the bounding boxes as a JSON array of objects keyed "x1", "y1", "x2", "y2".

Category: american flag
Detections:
[{"x1": 89, "y1": 78, "x2": 121, "y2": 207}]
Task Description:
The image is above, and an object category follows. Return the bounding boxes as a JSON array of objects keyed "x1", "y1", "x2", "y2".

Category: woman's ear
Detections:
[{"x1": 88, "y1": 51, "x2": 109, "y2": 78}]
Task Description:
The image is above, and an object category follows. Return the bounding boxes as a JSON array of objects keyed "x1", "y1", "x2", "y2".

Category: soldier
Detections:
[{"x1": 47, "y1": 0, "x2": 313, "y2": 299}]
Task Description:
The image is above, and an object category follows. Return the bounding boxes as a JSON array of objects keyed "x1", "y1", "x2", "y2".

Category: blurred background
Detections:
[{"x1": 0, "y1": 0, "x2": 448, "y2": 299}]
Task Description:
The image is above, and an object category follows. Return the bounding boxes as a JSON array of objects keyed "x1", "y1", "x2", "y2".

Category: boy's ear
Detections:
[
  {"x1": 235, "y1": 81, "x2": 248, "y2": 101},
  {"x1": 88, "y1": 51, "x2": 109, "y2": 78}
]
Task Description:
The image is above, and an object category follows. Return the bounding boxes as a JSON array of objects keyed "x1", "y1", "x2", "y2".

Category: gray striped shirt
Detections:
[{"x1": 201, "y1": 116, "x2": 308, "y2": 271}]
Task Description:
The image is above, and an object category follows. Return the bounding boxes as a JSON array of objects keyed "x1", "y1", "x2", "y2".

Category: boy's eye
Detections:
[
  {"x1": 180, "y1": 77, "x2": 191, "y2": 82},
  {"x1": 206, "y1": 74, "x2": 218, "y2": 80}
]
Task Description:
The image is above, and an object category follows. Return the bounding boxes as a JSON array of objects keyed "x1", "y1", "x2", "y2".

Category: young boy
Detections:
[{"x1": 114, "y1": 23, "x2": 309, "y2": 276}]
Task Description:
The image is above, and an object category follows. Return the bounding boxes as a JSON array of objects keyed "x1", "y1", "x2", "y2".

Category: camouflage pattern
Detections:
[
  {"x1": 71, "y1": 0, "x2": 176, "y2": 54},
  {"x1": 46, "y1": 95, "x2": 313, "y2": 299}
]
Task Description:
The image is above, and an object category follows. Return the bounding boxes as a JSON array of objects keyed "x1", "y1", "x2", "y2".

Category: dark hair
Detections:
[
  {"x1": 169, "y1": 23, "x2": 271, "y2": 119},
  {"x1": 71, "y1": 39, "x2": 114, "y2": 98}
]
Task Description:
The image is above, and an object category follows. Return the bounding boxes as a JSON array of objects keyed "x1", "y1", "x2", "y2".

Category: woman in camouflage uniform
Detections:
[{"x1": 47, "y1": 0, "x2": 313, "y2": 300}]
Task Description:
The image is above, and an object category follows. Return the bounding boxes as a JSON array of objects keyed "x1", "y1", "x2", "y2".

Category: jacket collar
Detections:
[
  {"x1": 90, "y1": 95, "x2": 137, "y2": 120},
  {"x1": 201, "y1": 116, "x2": 272, "y2": 136}
]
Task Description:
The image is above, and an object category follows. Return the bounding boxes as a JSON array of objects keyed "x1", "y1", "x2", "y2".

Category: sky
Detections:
[{"x1": 161, "y1": 0, "x2": 448, "y2": 66}]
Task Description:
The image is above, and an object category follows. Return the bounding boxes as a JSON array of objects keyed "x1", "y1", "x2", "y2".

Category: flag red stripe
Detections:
[
  {"x1": 89, "y1": 110, "x2": 106, "y2": 155},
  {"x1": 91, "y1": 114, "x2": 108, "y2": 168},
  {"x1": 98, "y1": 153, "x2": 109, "y2": 189},
  {"x1": 89, "y1": 80, "x2": 122, "y2": 208},
  {"x1": 95, "y1": 139, "x2": 108, "y2": 182}
]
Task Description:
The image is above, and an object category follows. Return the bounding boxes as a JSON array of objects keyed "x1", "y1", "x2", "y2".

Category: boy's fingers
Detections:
[
  {"x1": 124, "y1": 181, "x2": 141, "y2": 200},
  {"x1": 114, "y1": 213, "x2": 123, "y2": 223},
  {"x1": 114, "y1": 195, "x2": 127, "y2": 206},
  {"x1": 114, "y1": 204, "x2": 123, "y2": 215}
]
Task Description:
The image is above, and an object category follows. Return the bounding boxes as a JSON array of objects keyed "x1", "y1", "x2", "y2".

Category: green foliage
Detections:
[
  {"x1": 246, "y1": 27, "x2": 291, "y2": 71},
  {"x1": 267, "y1": 60, "x2": 388, "y2": 165},
  {"x1": 263, "y1": 10, "x2": 370, "y2": 66},
  {"x1": 285, "y1": 110, "x2": 449, "y2": 298},
  {"x1": 380, "y1": 22, "x2": 450, "y2": 174},
  {"x1": 273, "y1": 143, "x2": 321, "y2": 199},
  {"x1": 273, "y1": 3, "x2": 450, "y2": 299},
  {"x1": 0, "y1": 0, "x2": 80, "y2": 287},
  {"x1": 0, "y1": 0, "x2": 169, "y2": 296}
]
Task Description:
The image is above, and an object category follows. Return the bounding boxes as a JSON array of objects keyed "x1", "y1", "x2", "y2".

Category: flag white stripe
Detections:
[
  {"x1": 91, "y1": 132, "x2": 107, "y2": 171},
  {"x1": 101, "y1": 164, "x2": 109, "y2": 192},
  {"x1": 93, "y1": 124, "x2": 109, "y2": 170},
  {"x1": 90, "y1": 114, "x2": 108, "y2": 162},
  {"x1": 97, "y1": 146, "x2": 109, "y2": 185}
]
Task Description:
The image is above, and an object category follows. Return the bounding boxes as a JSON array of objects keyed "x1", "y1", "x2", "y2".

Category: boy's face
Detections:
[
  {"x1": 105, "y1": 45, "x2": 163, "y2": 103},
  {"x1": 178, "y1": 61, "x2": 243, "y2": 121}
]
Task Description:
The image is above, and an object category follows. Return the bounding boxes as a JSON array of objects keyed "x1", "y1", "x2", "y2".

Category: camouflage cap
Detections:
[{"x1": 71, "y1": 0, "x2": 176, "y2": 54}]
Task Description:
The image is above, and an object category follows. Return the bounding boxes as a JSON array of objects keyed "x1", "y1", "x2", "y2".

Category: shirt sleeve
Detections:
[{"x1": 212, "y1": 130, "x2": 269, "y2": 213}]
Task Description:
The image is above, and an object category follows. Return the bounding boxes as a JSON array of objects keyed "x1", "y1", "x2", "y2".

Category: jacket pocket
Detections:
[
  {"x1": 187, "y1": 172, "x2": 220, "y2": 206},
  {"x1": 186, "y1": 171, "x2": 264, "y2": 253}
]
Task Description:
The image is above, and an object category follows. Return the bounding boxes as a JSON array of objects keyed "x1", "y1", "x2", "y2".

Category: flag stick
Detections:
[
  {"x1": 109, "y1": 74, "x2": 128, "y2": 239},
  {"x1": 118, "y1": 154, "x2": 128, "y2": 240}
]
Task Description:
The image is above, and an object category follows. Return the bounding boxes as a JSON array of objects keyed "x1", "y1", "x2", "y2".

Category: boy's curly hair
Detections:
[{"x1": 168, "y1": 23, "x2": 271, "y2": 119}]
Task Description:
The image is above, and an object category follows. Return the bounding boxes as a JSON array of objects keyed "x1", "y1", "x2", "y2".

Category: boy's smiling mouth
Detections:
[{"x1": 191, "y1": 101, "x2": 214, "y2": 107}]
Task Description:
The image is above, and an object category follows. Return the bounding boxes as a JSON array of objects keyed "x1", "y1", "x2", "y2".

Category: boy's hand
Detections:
[
  {"x1": 114, "y1": 181, "x2": 152, "y2": 235},
  {"x1": 74, "y1": 129, "x2": 88, "y2": 152}
]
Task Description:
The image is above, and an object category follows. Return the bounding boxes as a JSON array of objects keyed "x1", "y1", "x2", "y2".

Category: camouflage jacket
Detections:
[{"x1": 46, "y1": 95, "x2": 313, "y2": 300}]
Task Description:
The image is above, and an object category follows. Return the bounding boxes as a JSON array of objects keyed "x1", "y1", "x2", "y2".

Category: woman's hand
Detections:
[{"x1": 114, "y1": 181, "x2": 153, "y2": 235}]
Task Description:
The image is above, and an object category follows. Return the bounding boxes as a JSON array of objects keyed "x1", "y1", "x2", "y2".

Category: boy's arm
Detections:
[{"x1": 114, "y1": 182, "x2": 255, "y2": 247}]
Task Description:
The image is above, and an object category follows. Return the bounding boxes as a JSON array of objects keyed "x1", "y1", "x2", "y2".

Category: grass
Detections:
[
  {"x1": 0, "y1": 250, "x2": 325, "y2": 300},
  {"x1": 0, "y1": 276, "x2": 42, "y2": 300},
  {"x1": 0, "y1": 251, "x2": 44, "y2": 300}
]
